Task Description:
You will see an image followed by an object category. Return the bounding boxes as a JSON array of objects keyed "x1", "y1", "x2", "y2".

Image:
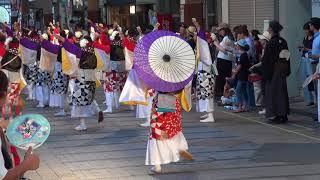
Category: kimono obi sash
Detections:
[
  {"x1": 79, "y1": 50, "x2": 97, "y2": 70},
  {"x1": 1, "y1": 51, "x2": 22, "y2": 72}
]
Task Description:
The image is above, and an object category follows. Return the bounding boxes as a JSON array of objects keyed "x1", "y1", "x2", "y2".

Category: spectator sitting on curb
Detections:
[{"x1": 220, "y1": 78, "x2": 237, "y2": 107}]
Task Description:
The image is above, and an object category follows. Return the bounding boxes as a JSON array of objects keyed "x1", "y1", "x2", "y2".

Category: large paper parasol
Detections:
[{"x1": 134, "y1": 30, "x2": 196, "y2": 92}]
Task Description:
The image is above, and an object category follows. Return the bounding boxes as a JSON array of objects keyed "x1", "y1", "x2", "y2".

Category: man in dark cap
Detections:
[{"x1": 262, "y1": 20, "x2": 290, "y2": 123}]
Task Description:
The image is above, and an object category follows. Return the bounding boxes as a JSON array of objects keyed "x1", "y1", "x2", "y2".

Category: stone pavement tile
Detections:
[
  {"x1": 71, "y1": 169, "x2": 112, "y2": 180},
  {"x1": 20, "y1": 91, "x2": 320, "y2": 179},
  {"x1": 45, "y1": 132, "x2": 236, "y2": 150},
  {"x1": 53, "y1": 143, "x2": 145, "y2": 155},
  {"x1": 39, "y1": 173, "x2": 61, "y2": 180},
  {"x1": 24, "y1": 171, "x2": 43, "y2": 180},
  {"x1": 60, "y1": 176, "x2": 79, "y2": 180}
]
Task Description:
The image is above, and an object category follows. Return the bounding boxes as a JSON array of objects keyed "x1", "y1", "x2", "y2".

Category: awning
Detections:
[
  {"x1": 108, "y1": 0, "x2": 156, "y2": 6},
  {"x1": 136, "y1": 0, "x2": 156, "y2": 4},
  {"x1": 108, "y1": 0, "x2": 135, "y2": 6}
]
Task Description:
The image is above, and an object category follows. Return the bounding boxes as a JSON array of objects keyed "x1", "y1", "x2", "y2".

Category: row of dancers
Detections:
[{"x1": 0, "y1": 19, "x2": 216, "y2": 172}]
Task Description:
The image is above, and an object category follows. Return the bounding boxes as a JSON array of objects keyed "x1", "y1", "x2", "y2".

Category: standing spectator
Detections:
[
  {"x1": 262, "y1": 20, "x2": 291, "y2": 123},
  {"x1": 237, "y1": 25, "x2": 256, "y2": 108},
  {"x1": 177, "y1": 23, "x2": 188, "y2": 38},
  {"x1": 250, "y1": 30, "x2": 264, "y2": 107},
  {"x1": 252, "y1": 31, "x2": 272, "y2": 115},
  {"x1": 231, "y1": 39, "x2": 250, "y2": 113},
  {"x1": 251, "y1": 30, "x2": 263, "y2": 61},
  {"x1": 213, "y1": 23, "x2": 235, "y2": 98},
  {"x1": 299, "y1": 23, "x2": 314, "y2": 106},
  {"x1": 309, "y1": 18, "x2": 320, "y2": 121}
]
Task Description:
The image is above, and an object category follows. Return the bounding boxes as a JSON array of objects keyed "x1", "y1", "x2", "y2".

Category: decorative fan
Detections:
[{"x1": 6, "y1": 114, "x2": 50, "y2": 150}]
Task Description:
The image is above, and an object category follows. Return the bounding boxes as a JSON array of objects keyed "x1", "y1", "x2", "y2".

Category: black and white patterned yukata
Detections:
[
  {"x1": 23, "y1": 63, "x2": 38, "y2": 85},
  {"x1": 49, "y1": 61, "x2": 69, "y2": 107},
  {"x1": 196, "y1": 62, "x2": 216, "y2": 112},
  {"x1": 70, "y1": 46, "x2": 97, "y2": 118}
]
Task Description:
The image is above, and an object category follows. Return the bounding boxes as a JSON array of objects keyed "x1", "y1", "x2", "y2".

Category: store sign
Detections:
[
  {"x1": 0, "y1": 6, "x2": 10, "y2": 23},
  {"x1": 313, "y1": 0, "x2": 320, "y2": 17}
]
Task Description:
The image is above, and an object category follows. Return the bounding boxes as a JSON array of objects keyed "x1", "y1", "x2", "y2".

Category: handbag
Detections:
[
  {"x1": 157, "y1": 94, "x2": 176, "y2": 112},
  {"x1": 248, "y1": 74, "x2": 262, "y2": 83}
]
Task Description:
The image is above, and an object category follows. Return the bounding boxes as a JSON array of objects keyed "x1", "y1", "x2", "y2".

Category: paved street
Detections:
[{"x1": 22, "y1": 90, "x2": 320, "y2": 180}]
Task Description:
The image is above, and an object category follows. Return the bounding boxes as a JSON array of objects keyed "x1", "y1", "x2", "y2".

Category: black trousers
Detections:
[{"x1": 215, "y1": 58, "x2": 232, "y2": 97}]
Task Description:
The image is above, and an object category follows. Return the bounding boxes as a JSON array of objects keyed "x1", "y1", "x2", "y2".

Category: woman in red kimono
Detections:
[{"x1": 145, "y1": 92, "x2": 193, "y2": 173}]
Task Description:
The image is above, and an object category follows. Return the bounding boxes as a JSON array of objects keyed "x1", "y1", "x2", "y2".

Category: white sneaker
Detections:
[
  {"x1": 200, "y1": 113, "x2": 215, "y2": 123},
  {"x1": 36, "y1": 103, "x2": 45, "y2": 108},
  {"x1": 150, "y1": 165, "x2": 161, "y2": 174},
  {"x1": 200, "y1": 114, "x2": 208, "y2": 119},
  {"x1": 75, "y1": 124, "x2": 87, "y2": 131},
  {"x1": 54, "y1": 111, "x2": 66, "y2": 117},
  {"x1": 259, "y1": 109, "x2": 266, "y2": 115},
  {"x1": 140, "y1": 121, "x2": 150, "y2": 127}
]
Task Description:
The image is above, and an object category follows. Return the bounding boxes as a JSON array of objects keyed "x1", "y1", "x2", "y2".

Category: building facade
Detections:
[{"x1": 107, "y1": 0, "x2": 157, "y2": 28}]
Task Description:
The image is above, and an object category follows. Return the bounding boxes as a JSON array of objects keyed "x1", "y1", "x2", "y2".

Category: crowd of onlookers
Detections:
[
  {"x1": 188, "y1": 22, "x2": 273, "y2": 114},
  {"x1": 193, "y1": 17, "x2": 320, "y2": 123}
]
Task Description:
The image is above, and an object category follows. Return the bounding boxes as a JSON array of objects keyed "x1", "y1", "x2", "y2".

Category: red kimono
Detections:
[{"x1": 150, "y1": 97, "x2": 182, "y2": 140}]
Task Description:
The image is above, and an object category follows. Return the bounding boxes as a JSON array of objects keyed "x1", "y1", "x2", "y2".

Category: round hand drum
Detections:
[{"x1": 6, "y1": 114, "x2": 51, "y2": 150}]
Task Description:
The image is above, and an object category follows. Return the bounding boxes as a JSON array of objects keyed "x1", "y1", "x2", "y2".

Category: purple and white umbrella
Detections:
[{"x1": 134, "y1": 30, "x2": 196, "y2": 92}]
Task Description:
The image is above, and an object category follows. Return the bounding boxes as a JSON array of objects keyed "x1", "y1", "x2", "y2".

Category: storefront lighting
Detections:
[{"x1": 130, "y1": 5, "x2": 136, "y2": 14}]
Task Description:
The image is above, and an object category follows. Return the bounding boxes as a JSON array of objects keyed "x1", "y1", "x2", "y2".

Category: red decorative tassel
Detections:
[{"x1": 10, "y1": 146, "x2": 20, "y2": 166}]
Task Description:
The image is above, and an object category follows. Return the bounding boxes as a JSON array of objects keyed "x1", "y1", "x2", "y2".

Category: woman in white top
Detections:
[{"x1": 213, "y1": 25, "x2": 235, "y2": 98}]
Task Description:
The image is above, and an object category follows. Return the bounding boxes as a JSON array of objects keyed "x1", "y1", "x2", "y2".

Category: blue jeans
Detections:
[
  {"x1": 236, "y1": 81, "x2": 248, "y2": 109},
  {"x1": 300, "y1": 57, "x2": 314, "y2": 104},
  {"x1": 246, "y1": 82, "x2": 255, "y2": 108}
]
